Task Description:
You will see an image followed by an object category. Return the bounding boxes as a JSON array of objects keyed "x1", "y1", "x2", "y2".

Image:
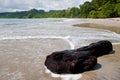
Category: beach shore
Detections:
[
  {"x1": 80, "y1": 44, "x2": 120, "y2": 80},
  {"x1": 74, "y1": 18, "x2": 120, "y2": 80},
  {"x1": 0, "y1": 39, "x2": 70, "y2": 80},
  {"x1": 74, "y1": 18, "x2": 120, "y2": 34},
  {"x1": 0, "y1": 18, "x2": 120, "y2": 80},
  {"x1": 0, "y1": 39, "x2": 120, "y2": 80}
]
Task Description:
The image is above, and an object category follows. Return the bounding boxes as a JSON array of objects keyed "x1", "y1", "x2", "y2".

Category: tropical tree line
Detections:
[{"x1": 0, "y1": 0, "x2": 120, "y2": 18}]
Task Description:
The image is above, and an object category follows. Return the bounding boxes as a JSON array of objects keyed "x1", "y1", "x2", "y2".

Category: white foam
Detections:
[
  {"x1": 112, "y1": 43, "x2": 120, "y2": 45},
  {"x1": 0, "y1": 35, "x2": 75, "y2": 49},
  {"x1": 63, "y1": 36, "x2": 75, "y2": 49},
  {"x1": 113, "y1": 32, "x2": 120, "y2": 39},
  {"x1": 45, "y1": 66, "x2": 82, "y2": 80},
  {"x1": 63, "y1": 19, "x2": 76, "y2": 22},
  {"x1": 1, "y1": 35, "x2": 80, "y2": 80},
  {"x1": 0, "y1": 36, "x2": 67, "y2": 40},
  {"x1": 42, "y1": 36, "x2": 81, "y2": 80}
]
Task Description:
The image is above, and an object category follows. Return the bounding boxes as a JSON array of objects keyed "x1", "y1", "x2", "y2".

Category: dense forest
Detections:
[{"x1": 0, "y1": 0, "x2": 120, "y2": 18}]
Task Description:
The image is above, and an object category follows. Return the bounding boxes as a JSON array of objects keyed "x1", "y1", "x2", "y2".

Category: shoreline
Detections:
[
  {"x1": 81, "y1": 44, "x2": 120, "y2": 80},
  {"x1": 0, "y1": 18, "x2": 120, "y2": 80},
  {"x1": 73, "y1": 18, "x2": 120, "y2": 34},
  {"x1": 73, "y1": 18, "x2": 120, "y2": 80},
  {"x1": 0, "y1": 38, "x2": 120, "y2": 80}
]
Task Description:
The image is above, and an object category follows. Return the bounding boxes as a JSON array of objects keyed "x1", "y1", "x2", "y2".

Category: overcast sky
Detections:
[{"x1": 0, "y1": 0, "x2": 91, "y2": 12}]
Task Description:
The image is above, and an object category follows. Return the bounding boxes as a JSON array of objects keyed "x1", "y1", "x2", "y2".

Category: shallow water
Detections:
[
  {"x1": 0, "y1": 18, "x2": 120, "y2": 45},
  {"x1": 0, "y1": 18, "x2": 120, "y2": 80}
]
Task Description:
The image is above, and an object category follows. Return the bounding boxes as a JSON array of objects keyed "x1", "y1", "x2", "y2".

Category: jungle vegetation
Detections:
[{"x1": 0, "y1": 0, "x2": 120, "y2": 18}]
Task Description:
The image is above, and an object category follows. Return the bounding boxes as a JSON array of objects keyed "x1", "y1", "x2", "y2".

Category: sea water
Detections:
[
  {"x1": 0, "y1": 18, "x2": 120, "y2": 44},
  {"x1": 0, "y1": 18, "x2": 120, "y2": 80}
]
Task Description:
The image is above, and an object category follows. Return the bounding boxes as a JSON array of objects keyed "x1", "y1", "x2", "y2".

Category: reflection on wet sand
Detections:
[
  {"x1": 0, "y1": 39, "x2": 120, "y2": 80},
  {"x1": 81, "y1": 44, "x2": 120, "y2": 80},
  {"x1": 0, "y1": 39, "x2": 69, "y2": 80}
]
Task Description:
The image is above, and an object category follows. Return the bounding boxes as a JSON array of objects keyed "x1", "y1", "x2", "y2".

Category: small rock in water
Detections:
[{"x1": 45, "y1": 40, "x2": 113, "y2": 74}]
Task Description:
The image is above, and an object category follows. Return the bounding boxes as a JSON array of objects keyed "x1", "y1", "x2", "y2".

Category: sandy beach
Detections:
[
  {"x1": 74, "y1": 18, "x2": 120, "y2": 34},
  {"x1": 0, "y1": 39, "x2": 120, "y2": 80},
  {"x1": 0, "y1": 18, "x2": 120, "y2": 80},
  {"x1": 80, "y1": 44, "x2": 120, "y2": 80},
  {"x1": 74, "y1": 18, "x2": 120, "y2": 80},
  {"x1": 0, "y1": 39, "x2": 70, "y2": 80}
]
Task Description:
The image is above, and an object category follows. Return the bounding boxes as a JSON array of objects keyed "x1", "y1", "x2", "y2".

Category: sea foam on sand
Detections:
[
  {"x1": 44, "y1": 36, "x2": 82, "y2": 80},
  {"x1": 45, "y1": 67, "x2": 82, "y2": 80}
]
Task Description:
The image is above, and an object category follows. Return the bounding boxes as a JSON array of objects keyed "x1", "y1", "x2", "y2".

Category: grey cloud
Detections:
[{"x1": 0, "y1": 0, "x2": 91, "y2": 12}]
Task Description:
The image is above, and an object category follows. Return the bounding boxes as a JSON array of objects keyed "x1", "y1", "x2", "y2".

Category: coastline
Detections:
[
  {"x1": 80, "y1": 44, "x2": 120, "y2": 80},
  {"x1": 73, "y1": 18, "x2": 120, "y2": 34},
  {"x1": 0, "y1": 18, "x2": 120, "y2": 80},
  {"x1": 73, "y1": 18, "x2": 120, "y2": 80},
  {"x1": 0, "y1": 39, "x2": 70, "y2": 80}
]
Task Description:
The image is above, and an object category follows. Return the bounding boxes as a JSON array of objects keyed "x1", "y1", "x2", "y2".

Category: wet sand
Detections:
[
  {"x1": 0, "y1": 18, "x2": 120, "y2": 80},
  {"x1": 0, "y1": 38, "x2": 120, "y2": 80},
  {"x1": 73, "y1": 18, "x2": 120, "y2": 80},
  {"x1": 74, "y1": 18, "x2": 120, "y2": 34},
  {"x1": 0, "y1": 39, "x2": 70, "y2": 80},
  {"x1": 80, "y1": 44, "x2": 120, "y2": 80}
]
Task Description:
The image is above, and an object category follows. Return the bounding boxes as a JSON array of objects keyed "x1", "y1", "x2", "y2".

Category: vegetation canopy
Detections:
[{"x1": 0, "y1": 0, "x2": 120, "y2": 18}]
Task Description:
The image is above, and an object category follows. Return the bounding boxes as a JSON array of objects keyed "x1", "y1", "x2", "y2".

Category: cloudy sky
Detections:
[{"x1": 0, "y1": 0, "x2": 91, "y2": 12}]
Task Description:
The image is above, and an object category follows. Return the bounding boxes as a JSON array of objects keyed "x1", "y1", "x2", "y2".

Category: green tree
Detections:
[
  {"x1": 101, "y1": 1, "x2": 115, "y2": 17},
  {"x1": 79, "y1": 1, "x2": 93, "y2": 18},
  {"x1": 69, "y1": 7, "x2": 80, "y2": 18},
  {"x1": 117, "y1": 0, "x2": 120, "y2": 2},
  {"x1": 114, "y1": 3, "x2": 120, "y2": 16},
  {"x1": 0, "y1": 0, "x2": 120, "y2": 18}
]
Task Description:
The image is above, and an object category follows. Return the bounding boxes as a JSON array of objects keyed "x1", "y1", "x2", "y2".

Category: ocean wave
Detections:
[
  {"x1": 0, "y1": 36, "x2": 69, "y2": 40},
  {"x1": 0, "y1": 36, "x2": 75, "y2": 50},
  {"x1": 1, "y1": 35, "x2": 120, "y2": 44}
]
